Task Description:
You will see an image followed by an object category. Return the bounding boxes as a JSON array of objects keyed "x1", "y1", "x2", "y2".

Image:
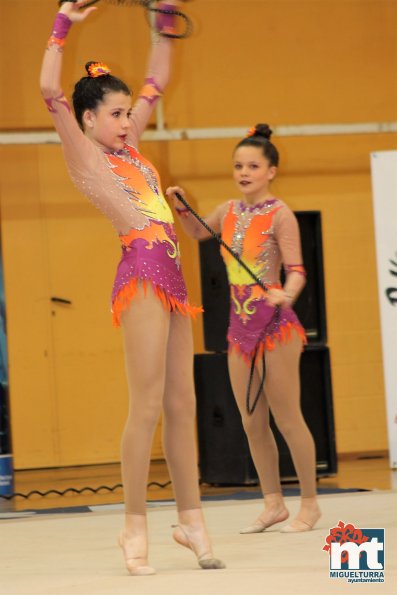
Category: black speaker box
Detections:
[
  {"x1": 194, "y1": 345, "x2": 337, "y2": 485},
  {"x1": 199, "y1": 210, "x2": 327, "y2": 352}
]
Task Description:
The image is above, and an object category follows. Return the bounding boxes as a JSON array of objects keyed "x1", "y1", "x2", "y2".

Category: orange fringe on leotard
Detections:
[
  {"x1": 112, "y1": 277, "x2": 203, "y2": 327},
  {"x1": 229, "y1": 321, "x2": 307, "y2": 366}
]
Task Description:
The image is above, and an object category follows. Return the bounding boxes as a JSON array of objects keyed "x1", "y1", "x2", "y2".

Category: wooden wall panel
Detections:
[{"x1": 0, "y1": 146, "x2": 58, "y2": 467}]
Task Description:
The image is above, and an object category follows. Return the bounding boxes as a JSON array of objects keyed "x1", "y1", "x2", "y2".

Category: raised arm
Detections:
[
  {"x1": 165, "y1": 186, "x2": 228, "y2": 241},
  {"x1": 40, "y1": 2, "x2": 149, "y2": 233},
  {"x1": 40, "y1": 1, "x2": 99, "y2": 171},
  {"x1": 128, "y1": 2, "x2": 180, "y2": 145}
]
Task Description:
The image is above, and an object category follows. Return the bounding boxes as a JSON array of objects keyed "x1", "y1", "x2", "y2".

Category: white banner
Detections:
[{"x1": 371, "y1": 151, "x2": 397, "y2": 468}]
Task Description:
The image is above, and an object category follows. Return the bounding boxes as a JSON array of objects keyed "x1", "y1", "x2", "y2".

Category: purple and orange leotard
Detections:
[
  {"x1": 41, "y1": 13, "x2": 201, "y2": 326},
  {"x1": 220, "y1": 199, "x2": 306, "y2": 363},
  {"x1": 106, "y1": 144, "x2": 202, "y2": 325}
]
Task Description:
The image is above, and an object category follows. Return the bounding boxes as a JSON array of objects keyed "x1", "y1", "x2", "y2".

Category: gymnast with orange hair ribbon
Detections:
[
  {"x1": 167, "y1": 124, "x2": 322, "y2": 536},
  {"x1": 40, "y1": 0, "x2": 224, "y2": 576}
]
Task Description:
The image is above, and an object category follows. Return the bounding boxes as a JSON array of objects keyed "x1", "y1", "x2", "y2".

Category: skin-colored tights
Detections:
[
  {"x1": 120, "y1": 284, "x2": 201, "y2": 515},
  {"x1": 228, "y1": 331, "x2": 317, "y2": 498}
]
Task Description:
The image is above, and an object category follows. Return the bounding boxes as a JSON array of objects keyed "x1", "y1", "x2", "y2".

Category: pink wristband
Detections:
[
  {"x1": 47, "y1": 13, "x2": 72, "y2": 48},
  {"x1": 156, "y1": 2, "x2": 177, "y2": 35},
  {"x1": 52, "y1": 12, "x2": 72, "y2": 39}
]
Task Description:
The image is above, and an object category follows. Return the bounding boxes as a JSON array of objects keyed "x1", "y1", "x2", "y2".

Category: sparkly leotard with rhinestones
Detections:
[
  {"x1": 41, "y1": 30, "x2": 201, "y2": 326},
  {"x1": 221, "y1": 199, "x2": 306, "y2": 362}
]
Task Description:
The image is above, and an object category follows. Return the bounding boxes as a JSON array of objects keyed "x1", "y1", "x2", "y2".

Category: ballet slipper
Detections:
[
  {"x1": 172, "y1": 524, "x2": 226, "y2": 570},
  {"x1": 240, "y1": 508, "x2": 289, "y2": 534},
  {"x1": 280, "y1": 510, "x2": 321, "y2": 533},
  {"x1": 280, "y1": 520, "x2": 314, "y2": 533},
  {"x1": 118, "y1": 533, "x2": 156, "y2": 576}
]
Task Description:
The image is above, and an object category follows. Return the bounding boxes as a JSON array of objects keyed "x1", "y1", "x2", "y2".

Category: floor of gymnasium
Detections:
[{"x1": 1, "y1": 455, "x2": 396, "y2": 594}]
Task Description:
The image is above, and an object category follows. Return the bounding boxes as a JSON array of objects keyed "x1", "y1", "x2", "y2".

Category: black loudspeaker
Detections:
[
  {"x1": 194, "y1": 353, "x2": 258, "y2": 486},
  {"x1": 198, "y1": 210, "x2": 327, "y2": 352},
  {"x1": 199, "y1": 236, "x2": 229, "y2": 353},
  {"x1": 194, "y1": 345, "x2": 337, "y2": 485}
]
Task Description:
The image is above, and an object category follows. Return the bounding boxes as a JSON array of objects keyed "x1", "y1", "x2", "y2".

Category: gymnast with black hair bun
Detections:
[
  {"x1": 167, "y1": 124, "x2": 322, "y2": 535},
  {"x1": 40, "y1": 0, "x2": 225, "y2": 576}
]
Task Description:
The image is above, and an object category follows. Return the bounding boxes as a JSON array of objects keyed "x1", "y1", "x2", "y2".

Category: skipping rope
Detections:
[{"x1": 58, "y1": 0, "x2": 193, "y2": 39}]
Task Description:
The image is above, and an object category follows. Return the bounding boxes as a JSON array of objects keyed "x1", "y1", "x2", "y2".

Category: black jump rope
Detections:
[{"x1": 58, "y1": 0, "x2": 193, "y2": 39}]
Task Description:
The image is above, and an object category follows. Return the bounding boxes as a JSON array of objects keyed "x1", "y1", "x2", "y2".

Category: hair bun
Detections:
[
  {"x1": 85, "y1": 61, "x2": 111, "y2": 78},
  {"x1": 254, "y1": 123, "x2": 273, "y2": 140},
  {"x1": 238, "y1": 123, "x2": 279, "y2": 166},
  {"x1": 85, "y1": 61, "x2": 97, "y2": 75}
]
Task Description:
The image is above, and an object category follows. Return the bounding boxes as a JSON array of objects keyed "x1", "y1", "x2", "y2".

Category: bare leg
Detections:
[
  {"x1": 228, "y1": 351, "x2": 289, "y2": 533},
  {"x1": 162, "y1": 314, "x2": 200, "y2": 511},
  {"x1": 119, "y1": 283, "x2": 170, "y2": 574},
  {"x1": 163, "y1": 314, "x2": 225, "y2": 569},
  {"x1": 264, "y1": 331, "x2": 321, "y2": 531}
]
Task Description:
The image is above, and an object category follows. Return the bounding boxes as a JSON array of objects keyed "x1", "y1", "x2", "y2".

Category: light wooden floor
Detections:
[
  {"x1": 2, "y1": 490, "x2": 396, "y2": 594},
  {"x1": 1, "y1": 453, "x2": 396, "y2": 512},
  {"x1": 1, "y1": 455, "x2": 396, "y2": 594}
]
